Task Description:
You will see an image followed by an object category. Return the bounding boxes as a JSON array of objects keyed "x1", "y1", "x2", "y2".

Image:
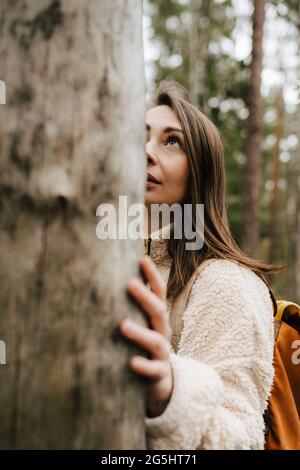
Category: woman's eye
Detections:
[{"x1": 166, "y1": 135, "x2": 181, "y2": 147}]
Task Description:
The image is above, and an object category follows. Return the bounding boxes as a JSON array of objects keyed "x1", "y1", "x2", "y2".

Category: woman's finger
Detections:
[
  {"x1": 120, "y1": 318, "x2": 171, "y2": 359},
  {"x1": 126, "y1": 278, "x2": 171, "y2": 339},
  {"x1": 140, "y1": 255, "x2": 166, "y2": 301},
  {"x1": 129, "y1": 355, "x2": 170, "y2": 380}
]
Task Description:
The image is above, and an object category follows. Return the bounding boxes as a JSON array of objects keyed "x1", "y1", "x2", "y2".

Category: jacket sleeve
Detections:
[{"x1": 144, "y1": 260, "x2": 275, "y2": 450}]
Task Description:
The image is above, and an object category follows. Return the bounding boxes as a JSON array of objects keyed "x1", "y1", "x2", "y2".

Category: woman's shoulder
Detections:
[
  {"x1": 191, "y1": 257, "x2": 274, "y2": 316},
  {"x1": 196, "y1": 257, "x2": 268, "y2": 289}
]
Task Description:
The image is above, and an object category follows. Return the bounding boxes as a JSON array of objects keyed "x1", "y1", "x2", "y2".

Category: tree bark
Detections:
[
  {"x1": 242, "y1": 0, "x2": 266, "y2": 257},
  {"x1": 0, "y1": 0, "x2": 147, "y2": 449}
]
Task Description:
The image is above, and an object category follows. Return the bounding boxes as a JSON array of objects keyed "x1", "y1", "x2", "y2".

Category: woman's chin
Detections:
[{"x1": 145, "y1": 194, "x2": 162, "y2": 206}]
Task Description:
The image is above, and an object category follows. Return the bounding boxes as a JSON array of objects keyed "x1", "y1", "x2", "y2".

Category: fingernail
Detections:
[
  {"x1": 122, "y1": 318, "x2": 132, "y2": 328},
  {"x1": 128, "y1": 278, "x2": 139, "y2": 288},
  {"x1": 131, "y1": 356, "x2": 142, "y2": 367}
]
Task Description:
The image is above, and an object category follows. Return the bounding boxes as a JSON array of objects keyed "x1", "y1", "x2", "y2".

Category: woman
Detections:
[{"x1": 119, "y1": 81, "x2": 280, "y2": 450}]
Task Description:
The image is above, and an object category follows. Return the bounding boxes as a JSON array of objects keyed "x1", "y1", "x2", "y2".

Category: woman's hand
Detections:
[{"x1": 119, "y1": 255, "x2": 174, "y2": 418}]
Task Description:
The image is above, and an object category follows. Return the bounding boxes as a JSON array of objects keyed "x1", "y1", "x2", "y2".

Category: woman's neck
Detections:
[{"x1": 143, "y1": 205, "x2": 174, "y2": 239}]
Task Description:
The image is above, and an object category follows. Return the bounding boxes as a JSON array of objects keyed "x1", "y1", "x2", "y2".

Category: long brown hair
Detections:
[{"x1": 147, "y1": 80, "x2": 286, "y2": 303}]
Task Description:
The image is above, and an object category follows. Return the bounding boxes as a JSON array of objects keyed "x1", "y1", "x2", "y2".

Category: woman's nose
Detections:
[{"x1": 146, "y1": 140, "x2": 158, "y2": 165}]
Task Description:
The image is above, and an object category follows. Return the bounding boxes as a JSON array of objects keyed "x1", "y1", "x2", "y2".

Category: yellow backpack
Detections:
[{"x1": 263, "y1": 298, "x2": 300, "y2": 450}]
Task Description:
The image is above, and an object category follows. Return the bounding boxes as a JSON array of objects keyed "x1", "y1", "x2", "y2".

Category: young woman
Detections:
[{"x1": 118, "y1": 81, "x2": 280, "y2": 450}]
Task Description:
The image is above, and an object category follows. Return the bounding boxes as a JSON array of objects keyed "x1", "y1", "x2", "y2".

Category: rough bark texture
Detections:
[
  {"x1": 0, "y1": 0, "x2": 147, "y2": 449},
  {"x1": 242, "y1": 0, "x2": 266, "y2": 257}
]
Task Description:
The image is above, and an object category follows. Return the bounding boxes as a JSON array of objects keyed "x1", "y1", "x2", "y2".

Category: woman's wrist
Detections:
[
  {"x1": 146, "y1": 396, "x2": 171, "y2": 418},
  {"x1": 146, "y1": 365, "x2": 174, "y2": 417}
]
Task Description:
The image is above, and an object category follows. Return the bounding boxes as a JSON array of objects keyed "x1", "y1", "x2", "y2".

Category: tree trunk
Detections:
[
  {"x1": 189, "y1": 0, "x2": 202, "y2": 105},
  {"x1": 0, "y1": 0, "x2": 147, "y2": 449},
  {"x1": 242, "y1": 0, "x2": 266, "y2": 257},
  {"x1": 188, "y1": 0, "x2": 209, "y2": 114},
  {"x1": 268, "y1": 89, "x2": 284, "y2": 263}
]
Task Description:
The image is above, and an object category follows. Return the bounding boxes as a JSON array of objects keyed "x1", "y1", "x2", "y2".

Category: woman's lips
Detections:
[
  {"x1": 147, "y1": 172, "x2": 161, "y2": 184},
  {"x1": 146, "y1": 180, "x2": 160, "y2": 187}
]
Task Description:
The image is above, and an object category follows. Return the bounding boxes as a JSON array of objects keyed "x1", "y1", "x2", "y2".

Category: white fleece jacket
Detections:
[{"x1": 144, "y1": 224, "x2": 275, "y2": 450}]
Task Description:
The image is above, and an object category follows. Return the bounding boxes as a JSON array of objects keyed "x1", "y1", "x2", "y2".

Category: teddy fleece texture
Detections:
[{"x1": 143, "y1": 223, "x2": 275, "y2": 450}]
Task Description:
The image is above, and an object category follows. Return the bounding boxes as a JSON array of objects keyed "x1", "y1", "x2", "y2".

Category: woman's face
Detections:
[{"x1": 145, "y1": 105, "x2": 189, "y2": 208}]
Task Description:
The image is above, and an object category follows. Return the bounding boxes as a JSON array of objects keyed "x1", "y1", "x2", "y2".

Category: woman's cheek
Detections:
[{"x1": 171, "y1": 162, "x2": 189, "y2": 197}]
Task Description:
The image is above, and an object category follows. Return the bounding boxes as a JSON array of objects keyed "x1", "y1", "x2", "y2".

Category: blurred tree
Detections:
[
  {"x1": 268, "y1": 89, "x2": 284, "y2": 263},
  {"x1": 189, "y1": 0, "x2": 209, "y2": 113},
  {"x1": 0, "y1": 0, "x2": 147, "y2": 449},
  {"x1": 286, "y1": 0, "x2": 300, "y2": 303},
  {"x1": 270, "y1": 0, "x2": 300, "y2": 300},
  {"x1": 242, "y1": 0, "x2": 266, "y2": 257}
]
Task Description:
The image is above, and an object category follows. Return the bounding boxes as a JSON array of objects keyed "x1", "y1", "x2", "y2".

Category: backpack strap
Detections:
[
  {"x1": 169, "y1": 259, "x2": 216, "y2": 352},
  {"x1": 268, "y1": 288, "x2": 300, "y2": 340},
  {"x1": 274, "y1": 300, "x2": 300, "y2": 321}
]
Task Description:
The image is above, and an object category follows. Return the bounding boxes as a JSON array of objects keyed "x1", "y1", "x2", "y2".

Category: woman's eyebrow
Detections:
[{"x1": 146, "y1": 123, "x2": 184, "y2": 134}]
